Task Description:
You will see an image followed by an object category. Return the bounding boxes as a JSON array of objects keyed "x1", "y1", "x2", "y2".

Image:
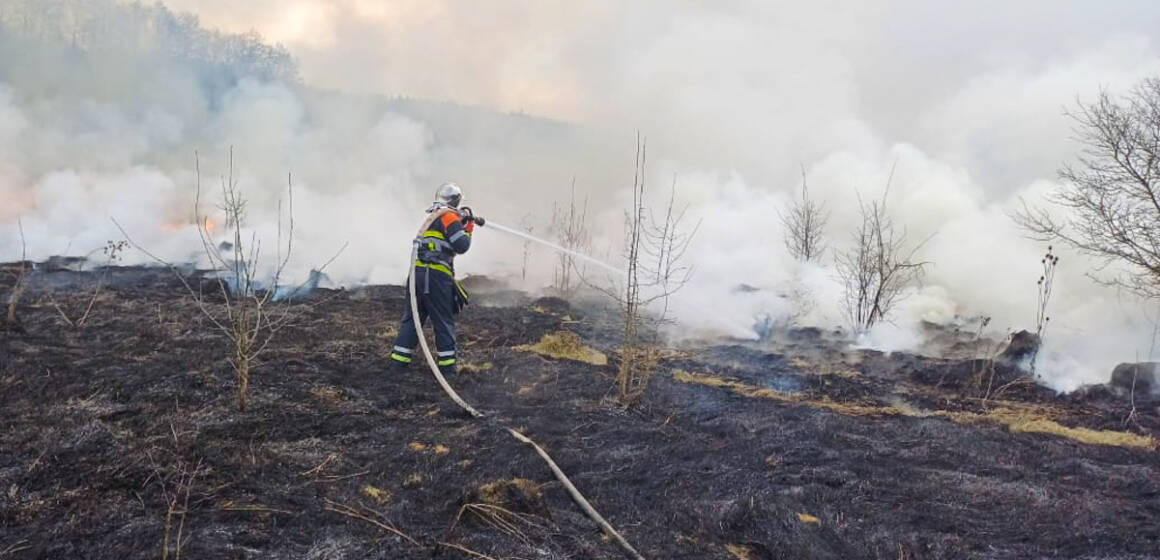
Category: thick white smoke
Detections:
[{"x1": 3, "y1": 0, "x2": 1160, "y2": 390}]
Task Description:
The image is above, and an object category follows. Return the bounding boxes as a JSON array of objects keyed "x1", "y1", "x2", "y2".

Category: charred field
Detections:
[{"x1": 2, "y1": 263, "x2": 1159, "y2": 560}]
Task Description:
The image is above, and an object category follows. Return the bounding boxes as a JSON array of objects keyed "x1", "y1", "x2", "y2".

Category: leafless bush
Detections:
[
  {"x1": 780, "y1": 166, "x2": 829, "y2": 262},
  {"x1": 551, "y1": 179, "x2": 590, "y2": 294},
  {"x1": 144, "y1": 421, "x2": 206, "y2": 560},
  {"x1": 117, "y1": 148, "x2": 344, "y2": 411},
  {"x1": 643, "y1": 174, "x2": 701, "y2": 324},
  {"x1": 1016, "y1": 78, "x2": 1160, "y2": 298},
  {"x1": 49, "y1": 240, "x2": 128, "y2": 328},
  {"x1": 5, "y1": 217, "x2": 27, "y2": 331},
  {"x1": 594, "y1": 136, "x2": 699, "y2": 405},
  {"x1": 834, "y1": 175, "x2": 929, "y2": 333}
]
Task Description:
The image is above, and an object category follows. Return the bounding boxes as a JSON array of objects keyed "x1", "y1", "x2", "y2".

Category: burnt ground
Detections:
[{"x1": 1, "y1": 263, "x2": 1159, "y2": 560}]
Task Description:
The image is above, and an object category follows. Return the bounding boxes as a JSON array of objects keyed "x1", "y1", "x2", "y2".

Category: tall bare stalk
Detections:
[{"x1": 5, "y1": 217, "x2": 27, "y2": 330}]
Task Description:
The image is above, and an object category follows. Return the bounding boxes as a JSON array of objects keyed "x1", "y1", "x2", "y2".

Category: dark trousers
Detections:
[{"x1": 390, "y1": 267, "x2": 457, "y2": 370}]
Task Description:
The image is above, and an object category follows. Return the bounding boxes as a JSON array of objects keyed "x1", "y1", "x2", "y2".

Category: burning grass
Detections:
[{"x1": 516, "y1": 331, "x2": 607, "y2": 366}]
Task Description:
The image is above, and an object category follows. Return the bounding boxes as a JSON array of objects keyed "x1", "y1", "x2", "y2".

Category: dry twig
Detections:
[{"x1": 322, "y1": 499, "x2": 420, "y2": 546}]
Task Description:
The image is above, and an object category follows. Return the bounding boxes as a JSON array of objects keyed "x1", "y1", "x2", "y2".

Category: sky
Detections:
[{"x1": 4, "y1": 0, "x2": 1160, "y2": 389}]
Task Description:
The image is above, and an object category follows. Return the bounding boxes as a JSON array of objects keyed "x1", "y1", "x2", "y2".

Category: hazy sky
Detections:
[{"x1": 156, "y1": 0, "x2": 1160, "y2": 191}]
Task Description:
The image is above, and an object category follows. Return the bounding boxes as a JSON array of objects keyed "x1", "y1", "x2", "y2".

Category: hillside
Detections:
[{"x1": 1, "y1": 263, "x2": 1158, "y2": 559}]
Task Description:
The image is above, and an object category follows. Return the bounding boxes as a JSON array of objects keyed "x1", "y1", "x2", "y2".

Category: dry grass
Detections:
[
  {"x1": 726, "y1": 544, "x2": 758, "y2": 559},
  {"x1": 516, "y1": 332, "x2": 607, "y2": 366},
  {"x1": 672, "y1": 370, "x2": 1157, "y2": 449},
  {"x1": 787, "y1": 356, "x2": 860, "y2": 379},
  {"x1": 310, "y1": 385, "x2": 346, "y2": 406},
  {"x1": 361, "y1": 485, "x2": 393, "y2": 505},
  {"x1": 458, "y1": 362, "x2": 493, "y2": 374},
  {"x1": 474, "y1": 479, "x2": 542, "y2": 505},
  {"x1": 796, "y1": 512, "x2": 821, "y2": 524},
  {"x1": 672, "y1": 370, "x2": 902, "y2": 417},
  {"x1": 1003, "y1": 415, "x2": 1157, "y2": 449}
]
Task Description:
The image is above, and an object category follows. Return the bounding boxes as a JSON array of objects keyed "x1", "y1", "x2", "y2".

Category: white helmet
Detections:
[{"x1": 434, "y1": 182, "x2": 462, "y2": 208}]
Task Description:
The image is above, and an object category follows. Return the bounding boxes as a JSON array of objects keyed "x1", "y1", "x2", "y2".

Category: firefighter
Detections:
[{"x1": 389, "y1": 182, "x2": 481, "y2": 375}]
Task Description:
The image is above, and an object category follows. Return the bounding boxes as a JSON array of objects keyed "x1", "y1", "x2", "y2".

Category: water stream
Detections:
[
  {"x1": 484, "y1": 219, "x2": 758, "y2": 338},
  {"x1": 485, "y1": 220, "x2": 626, "y2": 276}
]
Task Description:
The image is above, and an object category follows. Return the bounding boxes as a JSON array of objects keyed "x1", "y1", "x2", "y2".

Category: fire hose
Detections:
[{"x1": 407, "y1": 209, "x2": 645, "y2": 560}]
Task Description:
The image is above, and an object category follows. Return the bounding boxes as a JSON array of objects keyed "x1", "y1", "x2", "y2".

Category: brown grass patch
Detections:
[
  {"x1": 1002, "y1": 414, "x2": 1157, "y2": 449},
  {"x1": 726, "y1": 544, "x2": 758, "y2": 559},
  {"x1": 310, "y1": 385, "x2": 346, "y2": 405},
  {"x1": 516, "y1": 332, "x2": 607, "y2": 366},
  {"x1": 672, "y1": 370, "x2": 1157, "y2": 449},
  {"x1": 796, "y1": 512, "x2": 820, "y2": 524},
  {"x1": 362, "y1": 485, "x2": 393, "y2": 505},
  {"x1": 458, "y1": 362, "x2": 493, "y2": 374},
  {"x1": 466, "y1": 478, "x2": 548, "y2": 518},
  {"x1": 672, "y1": 370, "x2": 900, "y2": 417}
]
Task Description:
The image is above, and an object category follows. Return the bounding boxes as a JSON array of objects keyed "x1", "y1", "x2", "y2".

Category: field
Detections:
[{"x1": 2, "y1": 264, "x2": 1158, "y2": 559}]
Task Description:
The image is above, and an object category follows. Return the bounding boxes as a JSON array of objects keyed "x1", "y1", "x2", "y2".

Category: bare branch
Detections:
[
  {"x1": 780, "y1": 164, "x2": 830, "y2": 262},
  {"x1": 1016, "y1": 79, "x2": 1160, "y2": 298},
  {"x1": 834, "y1": 182, "x2": 929, "y2": 333}
]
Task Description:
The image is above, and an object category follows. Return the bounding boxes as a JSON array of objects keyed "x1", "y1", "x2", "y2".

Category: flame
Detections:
[{"x1": 204, "y1": 218, "x2": 216, "y2": 233}]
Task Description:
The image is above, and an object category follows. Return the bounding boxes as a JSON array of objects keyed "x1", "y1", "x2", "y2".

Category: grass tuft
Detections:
[
  {"x1": 1005, "y1": 416, "x2": 1157, "y2": 449},
  {"x1": 516, "y1": 332, "x2": 607, "y2": 366}
]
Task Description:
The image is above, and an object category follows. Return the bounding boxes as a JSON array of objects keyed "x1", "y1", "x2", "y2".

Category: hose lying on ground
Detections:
[{"x1": 406, "y1": 211, "x2": 645, "y2": 560}]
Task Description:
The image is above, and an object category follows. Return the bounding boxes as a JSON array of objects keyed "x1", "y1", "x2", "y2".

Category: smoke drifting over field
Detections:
[{"x1": 3, "y1": 0, "x2": 1160, "y2": 389}]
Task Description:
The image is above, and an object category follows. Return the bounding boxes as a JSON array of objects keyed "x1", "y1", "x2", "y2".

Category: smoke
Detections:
[{"x1": 3, "y1": 0, "x2": 1160, "y2": 390}]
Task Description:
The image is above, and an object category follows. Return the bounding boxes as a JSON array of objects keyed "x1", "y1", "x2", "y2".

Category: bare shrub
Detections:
[
  {"x1": 780, "y1": 165, "x2": 829, "y2": 262},
  {"x1": 594, "y1": 136, "x2": 699, "y2": 405},
  {"x1": 1017, "y1": 78, "x2": 1160, "y2": 298},
  {"x1": 145, "y1": 421, "x2": 206, "y2": 560},
  {"x1": 551, "y1": 179, "x2": 590, "y2": 294},
  {"x1": 49, "y1": 239, "x2": 128, "y2": 328},
  {"x1": 117, "y1": 148, "x2": 344, "y2": 411},
  {"x1": 834, "y1": 174, "x2": 929, "y2": 333}
]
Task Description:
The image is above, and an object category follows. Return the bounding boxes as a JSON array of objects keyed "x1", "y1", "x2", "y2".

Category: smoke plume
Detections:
[{"x1": 3, "y1": 0, "x2": 1160, "y2": 390}]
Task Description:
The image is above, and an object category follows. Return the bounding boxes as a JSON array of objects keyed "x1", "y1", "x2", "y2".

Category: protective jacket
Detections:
[{"x1": 389, "y1": 206, "x2": 473, "y2": 372}]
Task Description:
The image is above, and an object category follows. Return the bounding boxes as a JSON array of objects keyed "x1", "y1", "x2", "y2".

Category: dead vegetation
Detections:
[
  {"x1": 834, "y1": 167, "x2": 928, "y2": 333},
  {"x1": 4, "y1": 217, "x2": 27, "y2": 331},
  {"x1": 592, "y1": 135, "x2": 699, "y2": 405},
  {"x1": 551, "y1": 179, "x2": 590, "y2": 295},
  {"x1": 4, "y1": 265, "x2": 1159, "y2": 558},
  {"x1": 144, "y1": 420, "x2": 207, "y2": 560},
  {"x1": 1017, "y1": 77, "x2": 1160, "y2": 299},
  {"x1": 116, "y1": 149, "x2": 343, "y2": 411},
  {"x1": 515, "y1": 331, "x2": 607, "y2": 366},
  {"x1": 672, "y1": 369, "x2": 1157, "y2": 449},
  {"x1": 780, "y1": 165, "x2": 829, "y2": 262},
  {"x1": 48, "y1": 240, "x2": 128, "y2": 328}
]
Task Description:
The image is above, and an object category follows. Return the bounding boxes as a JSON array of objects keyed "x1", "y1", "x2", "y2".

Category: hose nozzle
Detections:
[{"x1": 460, "y1": 206, "x2": 485, "y2": 227}]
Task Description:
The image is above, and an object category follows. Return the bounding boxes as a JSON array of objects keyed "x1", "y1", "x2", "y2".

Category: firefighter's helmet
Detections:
[{"x1": 434, "y1": 182, "x2": 462, "y2": 208}]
